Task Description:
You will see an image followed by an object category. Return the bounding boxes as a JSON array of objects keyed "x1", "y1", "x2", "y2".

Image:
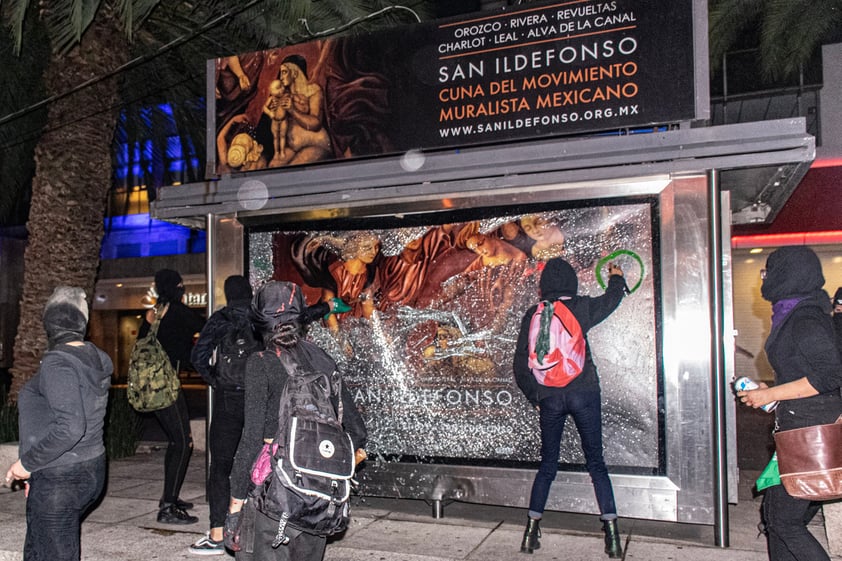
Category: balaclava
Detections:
[
  {"x1": 539, "y1": 257, "x2": 578, "y2": 300},
  {"x1": 155, "y1": 269, "x2": 184, "y2": 304},
  {"x1": 761, "y1": 246, "x2": 825, "y2": 303},
  {"x1": 43, "y1": 286, "x2": 88, "y2": 348},
  {"x1": 224, "y1": 275, "x2": 253, "y2": 307},
  {"x1": 250, "y1": 281, "x2": 305, "y2": 334}
]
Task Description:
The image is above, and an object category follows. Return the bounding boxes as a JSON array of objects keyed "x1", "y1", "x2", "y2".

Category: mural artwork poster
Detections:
[
  {"x1": 213, "y1": 0, "x2": 696, "y2": 176},
  {"x1": 249, "y1": 201, "x2": 661, "y2": 472}
]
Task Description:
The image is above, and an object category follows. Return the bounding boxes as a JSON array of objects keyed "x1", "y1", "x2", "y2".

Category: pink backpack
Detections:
[{"x1": 527, "y1": 300, "x2": 586, "y2": 387}]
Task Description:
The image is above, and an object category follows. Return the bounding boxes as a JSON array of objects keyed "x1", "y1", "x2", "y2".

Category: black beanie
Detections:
[
  {"x1": 539, "y1": 257, "x2": 578, "y2": 300},
  {"x1": 43, "y1": 286, "x2": 88, "y2": 348},
  {"x1": 155, "y1": 269, "x2": 183, "y2": 304},
  {"x1": 224, "y1": 275, "x2": 253, "y2": 304},
  {"x1": 834, "y1": 287, "x2": 842, "y2": 305},
  {"x1": 761, "y1": 246, "x2": 825, "y2": 303}
]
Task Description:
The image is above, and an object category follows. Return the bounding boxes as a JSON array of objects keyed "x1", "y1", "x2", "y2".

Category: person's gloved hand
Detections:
[
  {"x1": 223, "y1": 510, "x2": 243, "y2": 552},
  {"x1": 323, "y1": 297, "x2": 352, "y2": 319}
]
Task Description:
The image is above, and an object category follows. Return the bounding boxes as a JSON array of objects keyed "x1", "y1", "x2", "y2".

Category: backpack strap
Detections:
[{"x1": 149, "y1": 303, "x2": 169, "y2": 337}]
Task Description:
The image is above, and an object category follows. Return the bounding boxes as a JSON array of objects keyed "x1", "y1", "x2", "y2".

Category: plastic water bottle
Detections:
[{"x1": 734, "y1": 376, "x2": 778, "y2": 412}]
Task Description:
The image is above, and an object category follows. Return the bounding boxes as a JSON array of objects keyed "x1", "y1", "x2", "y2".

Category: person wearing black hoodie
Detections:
[
  {"x1": 737, "y1": 246, "x2": 842, "y2": 561},
  {"x1": 5, "y1": 286, "x2": 112, "y2": 561},
  {"x1": 139, "y1": 268, "x2": 206, "y2": 524},
  {"x1": 513, "y1": 257, "x2": 627, "y2": 558},
  {"x1": 225, "y1": 280, "x2": 367, "y2": 561},
  {"x1": 189, "y1": 275, "x2": 257, "y2": 555}
]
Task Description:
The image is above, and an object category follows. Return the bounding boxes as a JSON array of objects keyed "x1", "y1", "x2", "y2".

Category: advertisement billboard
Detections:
[{"x1": 212, "y1": 0, "x2": 699, "y2": 177}]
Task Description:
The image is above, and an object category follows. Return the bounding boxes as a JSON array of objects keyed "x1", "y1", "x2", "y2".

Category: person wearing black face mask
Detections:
[
  {"x1": 737, "y1": 247, "x2": 842, "y2": 561},
  {"x1": 6, "y1": 286, "x2": 112, "y2": 561},
  {"x1": 138, "y1": 269, "x2": 206, "y2": 524}
]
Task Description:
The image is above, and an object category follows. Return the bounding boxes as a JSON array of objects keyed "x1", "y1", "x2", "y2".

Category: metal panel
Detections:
[
  {"x1": 152, "y1": 119, "x2": 812, "y2": 228},
  {"x1": 236, "y1": 174, "x2": 723, "y2": 525}
]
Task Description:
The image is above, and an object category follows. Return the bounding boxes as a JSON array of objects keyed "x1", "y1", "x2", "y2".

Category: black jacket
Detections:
[
  {"x1": 139, "y1": 301, "x2": 205, "y2": 370},
  {"x1": 765, "y1": 294, "x2": 842, "y2": 431},
  {"x1": 513, "y1": 274, "x2": 626, "y2": 405},
  {"x1": 229, "y1": 340, "x2": 367, "y2": 499}
]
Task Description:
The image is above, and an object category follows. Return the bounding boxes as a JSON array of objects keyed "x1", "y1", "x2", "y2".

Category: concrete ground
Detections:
[
  {"x1": 0, "y1": 402, "x2": 837, "y2": 560},
  {"x1": 0, "y1": 442, "x2": 838, "y2": 561}
]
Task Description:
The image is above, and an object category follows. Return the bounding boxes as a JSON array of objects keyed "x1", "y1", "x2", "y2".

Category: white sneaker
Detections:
[{"x1": 188, "y1": 533, "x2": 225, "y2": 556}]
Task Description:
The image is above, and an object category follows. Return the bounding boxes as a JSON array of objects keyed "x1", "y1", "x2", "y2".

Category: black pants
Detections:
[
  {"x1": 24, "y1": 455, "x2": 106, "y2": 561},
  {"x1": 153, "y1": 388, "x2": 193, "y2": 505},
  {"x1": 207, "y1": 388, "x2": 245, "y2": 528},
  {"x1": 762, "y1": 484, "x2": 829, "y2": 561}
]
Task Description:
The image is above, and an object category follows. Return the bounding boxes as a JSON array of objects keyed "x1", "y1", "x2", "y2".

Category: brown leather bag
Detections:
[{"x1": 774, "y1": 416, "x2": 842, "y2": 501}]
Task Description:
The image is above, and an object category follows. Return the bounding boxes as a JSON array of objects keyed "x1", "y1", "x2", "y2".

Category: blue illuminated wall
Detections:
[{"x1": 101, "y1": 214, "x2": 205, "y2": 259}]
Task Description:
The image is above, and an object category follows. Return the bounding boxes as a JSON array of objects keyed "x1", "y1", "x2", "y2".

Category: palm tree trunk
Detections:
[{"x1": 10, "y1": 13, "x2": 127, "y2": 400}]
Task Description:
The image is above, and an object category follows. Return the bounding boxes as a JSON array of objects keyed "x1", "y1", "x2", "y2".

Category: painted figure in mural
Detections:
[
  {"x1": 216, "y1": 114, "x2": 267, "y2": 173},
  {"x1": 466, "y1": 233, "x2": 527, "y2": 268},
  {"x1": 497, "y1": 220, "x2": 537, "y2": 256},
  {"x1": 376, "y1": 225, "x2": 462, "y2": 310},
  {"x1": 520, "y1": 214, "x2": 566, "y2": 261},
  {"x1": 320, "y1": 233, "x2": 381, "y2": 331},
  {"x1": 216, "y1": 53, "x2": 264, "y2": 134},
  {"x1": 263, "y1": 79, "x2": 290, "y2": 164},
  {"x1": 268, "y1": 54, "x2": 332, "y2": 166},
  {"x1": 321, "y1": 37, "x2": 396, "y2": 158}
]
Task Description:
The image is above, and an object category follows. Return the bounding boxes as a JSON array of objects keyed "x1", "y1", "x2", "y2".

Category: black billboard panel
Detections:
[{"x1": 212, "y1": 0, "x2": 697, "y2": 176}]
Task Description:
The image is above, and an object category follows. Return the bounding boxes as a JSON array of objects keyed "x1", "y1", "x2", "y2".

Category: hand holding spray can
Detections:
[{"x1": 734, "y1": 376, "x2": 778, "y2": 412}]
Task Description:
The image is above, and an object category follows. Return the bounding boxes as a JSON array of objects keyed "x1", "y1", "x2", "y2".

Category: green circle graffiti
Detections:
[{"x1": 595, "y1": 249, "x2": 644, "y2": 294}]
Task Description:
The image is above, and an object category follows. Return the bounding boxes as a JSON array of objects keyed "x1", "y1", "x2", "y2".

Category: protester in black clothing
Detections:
[
  {"x1": 5, "y1": 286, "x2": 112, "y2": 561},
  {"x1": 225, "y1": 281, "x2": 366, "y2": 561},
  {"x1": 188, "y1": 275, "x2": 255, "y2": 554},
  {"x1": 737, "y1": 247, "x2": 842, "y2": 561},
  {"x1": 139, "y1": 268, "x2": 205, "y2": 525},
  {"x1": 513, "y1": 257, "x2": 627, "y2": 558}
]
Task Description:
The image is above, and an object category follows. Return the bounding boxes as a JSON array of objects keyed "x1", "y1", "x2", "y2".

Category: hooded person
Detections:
[
  {"x1": 225, "y1": 280, "x2": 367, "y2": 561},
  {"x1": 513, "y1": 257, "x2": 628, "y2": 558},
  {"x1": 6, "y1": 286, "x2": 113, "y2": 561},
  {"x1": 139, "y1": 269, "x2": 205, "y2": 525},
  {"x1": 189, "y1": 275, "x2": 261, "y2": 554},
  {"x1": 737, "y1": 246, "x2": 842, "y2": 561}
]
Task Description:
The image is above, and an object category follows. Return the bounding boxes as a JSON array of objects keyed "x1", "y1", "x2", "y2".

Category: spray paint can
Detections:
[{"x1": 734, "y1": 376, "x2": 778, "y2": 412}]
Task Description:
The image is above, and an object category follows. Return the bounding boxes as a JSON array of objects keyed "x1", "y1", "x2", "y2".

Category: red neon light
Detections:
[
  {"x1": 732, "y1": 231, "x2": 842, "y2": 248},
  {"x1": 811, "y1": 158, "x2": 842, "y2": 169}
]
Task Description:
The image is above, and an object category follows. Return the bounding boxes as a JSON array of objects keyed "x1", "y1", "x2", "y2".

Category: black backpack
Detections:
[
  {"x1": 251, "y1": 350, "x2": 355, "y2": 546},
  {"x1": 213, "y1": 309, "x2": 261, "y2": 389}
]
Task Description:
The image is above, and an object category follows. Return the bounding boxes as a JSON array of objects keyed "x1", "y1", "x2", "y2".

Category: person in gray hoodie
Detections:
[{"x1": 5, "y1": 286, "x2": 112, "y2": 561}]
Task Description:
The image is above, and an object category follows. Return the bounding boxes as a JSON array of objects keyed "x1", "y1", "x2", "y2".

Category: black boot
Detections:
[
  {"x1": 602, "y1": 519, "x2": 622, "y2": 558},
  {"x1": 520, "y1": 517, "x2": 541, "y2": 554}
]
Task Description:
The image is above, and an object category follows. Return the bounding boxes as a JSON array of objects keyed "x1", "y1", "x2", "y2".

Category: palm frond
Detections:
[
  {"x1": 761, "y1": 0, "x2": 842, "y2": 79},
  {"x1": 708, "y1": 0, "x2": 765, "y2": 73}
]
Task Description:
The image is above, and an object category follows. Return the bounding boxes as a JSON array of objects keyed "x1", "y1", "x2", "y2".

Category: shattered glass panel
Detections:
[{"x1": 249, "y1": 202, "x2": 659, "y2": 469}]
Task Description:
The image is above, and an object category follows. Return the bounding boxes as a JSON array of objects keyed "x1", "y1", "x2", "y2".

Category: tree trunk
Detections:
[{"x1": 10, "y1": 13, "x2": 128, "y2": 401}]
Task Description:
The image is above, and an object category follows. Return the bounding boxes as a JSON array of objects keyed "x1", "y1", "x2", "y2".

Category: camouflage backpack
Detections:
[{"x1": 127, "y1": 304, "x2": 180, "y2": 412}]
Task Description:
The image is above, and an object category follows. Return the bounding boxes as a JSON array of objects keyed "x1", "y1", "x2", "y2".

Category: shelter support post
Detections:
[{"x1": 708, "y1": 170, "x2": 730, "y2": 547}]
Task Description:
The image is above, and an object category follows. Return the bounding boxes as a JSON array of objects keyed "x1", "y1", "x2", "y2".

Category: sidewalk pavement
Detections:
[{"x1": 0, "y1": 444, "x2": 837, "y2": 561}]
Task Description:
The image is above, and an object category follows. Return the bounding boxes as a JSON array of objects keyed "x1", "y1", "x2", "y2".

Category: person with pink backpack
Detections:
[{"x1": 513, "y1": 257, "x2": 627, "y2": 558}]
